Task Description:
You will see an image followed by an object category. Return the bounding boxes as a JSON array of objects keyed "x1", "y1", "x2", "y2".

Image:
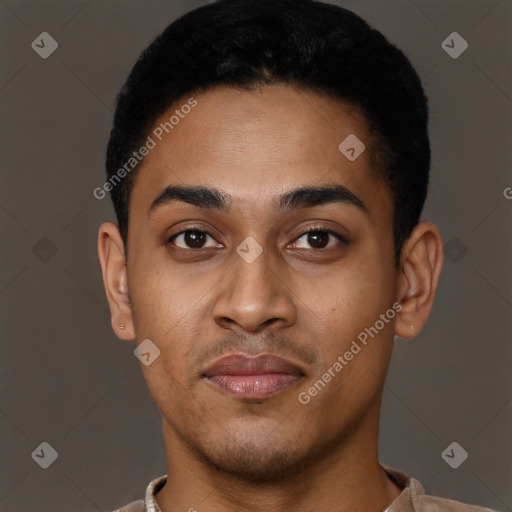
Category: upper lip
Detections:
[{"x1": 203, "y1": 353, "x2": 305, "y2": 377}]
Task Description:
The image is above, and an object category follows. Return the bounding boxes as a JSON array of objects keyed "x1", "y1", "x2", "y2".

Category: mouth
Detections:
[{"x1": 202, "y1": 353, "x2": 305, "y2": 400}]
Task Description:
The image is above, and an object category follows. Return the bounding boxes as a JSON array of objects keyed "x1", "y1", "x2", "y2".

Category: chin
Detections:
[
  {"x1": 202, "y1": 438, "x2": 307, "y2": 483},
  {"x1": 185, "y1": 421, "x2": 323, "y2": 484}
]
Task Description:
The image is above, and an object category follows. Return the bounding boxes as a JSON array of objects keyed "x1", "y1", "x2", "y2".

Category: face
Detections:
[{"x1": 120, "y1": 85, "x2": 401, "y2": 481}]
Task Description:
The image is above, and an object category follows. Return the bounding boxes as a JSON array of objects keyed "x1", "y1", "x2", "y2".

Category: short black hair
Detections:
[{"x1": 106, "y1": 0, "x2": 430, "y2": 266}]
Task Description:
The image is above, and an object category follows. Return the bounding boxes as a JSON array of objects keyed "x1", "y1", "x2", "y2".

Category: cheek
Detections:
[
  {"x1": 129, "y1": 266, "x2": 214, "y2": 376},
  {"x1": 130, "y1": 273, "x2": 202, "y2": 413},
  {"x1": 296, "y1": 260, "x2": 391, "y2": 330},
  {"x1": 294, "y1": 259, "x2": 396, "y2": 392},
  {"x1": 130, "y1": 260, "x2": 206, "y2": 331}
]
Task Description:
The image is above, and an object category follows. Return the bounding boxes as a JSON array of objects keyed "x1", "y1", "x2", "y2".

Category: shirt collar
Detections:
[
  {"x1": 144, "y1": 474, "x2": 166, "y2": 512},
  {"x1": 144, "y1": 465, "x2": 424, "y2": 512},
  {"x1": 381, "y1": 464, "x2": 425, "y2": 511}
]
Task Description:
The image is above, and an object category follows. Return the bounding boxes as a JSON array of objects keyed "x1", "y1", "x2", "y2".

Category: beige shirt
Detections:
[{"x1": 113, "y1": 465, "x2": 498, "y2": 512}]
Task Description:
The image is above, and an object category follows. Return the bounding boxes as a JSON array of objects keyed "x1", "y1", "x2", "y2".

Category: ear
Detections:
[
  {"x1": 97, "y1": 222, "x2": 135, "y2": 340},
  {"x1": 394, "y1": 222, "x2": 444, "y2": 339}
]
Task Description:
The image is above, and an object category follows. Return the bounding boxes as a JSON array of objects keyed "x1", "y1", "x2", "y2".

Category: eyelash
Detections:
[{"x1": 166, "y1": 225, "x2": 349, "y2": 250}]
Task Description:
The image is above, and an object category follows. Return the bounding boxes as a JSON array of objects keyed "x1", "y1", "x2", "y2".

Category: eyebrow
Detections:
[
  {"x1": 276, "y1": 184, "x2": 367, "y2": 214},
  {"x1": 148, "y1": 186, "x2": 231, "y2": 217},
  {"x1": 147, "y1": 183, "x2": 367, "y2": 217}
]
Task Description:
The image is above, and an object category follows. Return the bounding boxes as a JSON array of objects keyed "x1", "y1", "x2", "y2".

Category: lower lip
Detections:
[{"x1": 206, "y1": 373, "x2": 302, "y2": 399}]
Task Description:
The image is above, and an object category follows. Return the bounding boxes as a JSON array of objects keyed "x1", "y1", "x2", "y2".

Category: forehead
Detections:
[{"x1": 129, "y1": 84, "x2": 391, "y2": 221}]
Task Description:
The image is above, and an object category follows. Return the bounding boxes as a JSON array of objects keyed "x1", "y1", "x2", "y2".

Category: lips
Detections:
[{"x1": 203, "y1": 353, "x2": 304, "y2": 400}]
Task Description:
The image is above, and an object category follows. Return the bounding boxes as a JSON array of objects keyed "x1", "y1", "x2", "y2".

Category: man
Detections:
[{"x1": 97, "y1": 0, "x2": 497, "y2": 510}]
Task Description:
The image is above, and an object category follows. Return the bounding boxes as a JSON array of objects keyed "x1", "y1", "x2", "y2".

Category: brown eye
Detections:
[
  {"x1": 169, "y1": 229, "x2": 220, "y2": 249},
  {"x1": 306, "y1": 231, "x2": 330, "y2": 249},
  {"x1": 293, "y1": 229, "x2": 344, "y2": 250}
]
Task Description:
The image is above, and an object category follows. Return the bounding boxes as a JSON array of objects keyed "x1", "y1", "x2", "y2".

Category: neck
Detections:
[{"x1": 155, "y1": 411, "x2": 403, "y2": 512}]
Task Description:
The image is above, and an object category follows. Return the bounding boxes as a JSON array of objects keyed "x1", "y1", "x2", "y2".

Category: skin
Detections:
[{"x1": 98, "y1": 84, "x2": 443, "y2": 512}]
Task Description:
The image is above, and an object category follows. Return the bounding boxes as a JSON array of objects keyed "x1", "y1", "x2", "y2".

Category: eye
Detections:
[
  {"x1": 292, "y1": 228, "x2": 345, "y2": 250},
  {"x1": 168, "y1": 229, "x2": 221, "y2": 250}
]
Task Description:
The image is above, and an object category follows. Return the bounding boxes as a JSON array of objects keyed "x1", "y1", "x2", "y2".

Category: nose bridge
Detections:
[
  {"x1": 230, "y1": 243, "x2": 281, "y2": 308},
  {"x1": 213, "y1": 242, "x2": 296, "y2": 332},
  {"x1": 234, "y1": 248, "x2": 274, "y2": 296}
]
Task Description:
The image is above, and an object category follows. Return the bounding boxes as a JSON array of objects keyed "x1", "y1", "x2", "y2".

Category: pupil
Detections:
[
  {"x1": 185, "y1": 230, "x2": 205, "y2": 248},
  {"x1": 308, "y1": 231, "x2": 328, "y2": 249}
]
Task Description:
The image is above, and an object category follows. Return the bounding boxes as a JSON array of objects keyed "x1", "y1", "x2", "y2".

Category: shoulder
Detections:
[
  {"x1": 111, "y1": 499, "x2": 145, "y2": 512},
  {"x1": 415, "y1": 493, "x2": 498, "y2": 511},
  {"x1": 381, "y1": 465, "x2": 498, "y2": 512}
]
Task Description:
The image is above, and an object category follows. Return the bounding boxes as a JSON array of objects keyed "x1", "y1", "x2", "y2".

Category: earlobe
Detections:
[
  {"x1": 97, "y1": 222, "x2": 135, "y2": 341},
  {"x1": 394, "y1": 222, "x2": 444, "y2": 339}
]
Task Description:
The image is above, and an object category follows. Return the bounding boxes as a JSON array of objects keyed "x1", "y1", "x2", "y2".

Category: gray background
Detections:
[{"x1": 1, "y1": 0, "x2": 511, "y2": 510}]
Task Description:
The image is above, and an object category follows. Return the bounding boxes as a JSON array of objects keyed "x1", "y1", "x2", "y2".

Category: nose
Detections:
[{"x1": 212, "y1": 248, "x2": 296, "y2": 334}]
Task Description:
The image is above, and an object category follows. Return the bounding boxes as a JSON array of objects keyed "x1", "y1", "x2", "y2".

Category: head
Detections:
[{"x1": 98, "y1": 0, "x2": 443, "y2": 483}]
